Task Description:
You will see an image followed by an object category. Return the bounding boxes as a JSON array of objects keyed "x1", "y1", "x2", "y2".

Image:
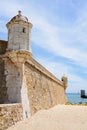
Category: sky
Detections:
[{"x1": 0, "y1": 0, "x2": 87, "y2": 93}]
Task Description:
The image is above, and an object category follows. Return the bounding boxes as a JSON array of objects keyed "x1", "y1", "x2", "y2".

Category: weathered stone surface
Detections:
[
  {"x1": 0, "y1": 40, "x2": 7, "y2": 54},
  {"x1": 5, "y1": 59, "x2": 22, "y2": 103},
  {"x1": 0, "y1": 104, "x2": 23, "y2": 130},
  {"x1": 61, "y1": 75, "x2": 68, "y2": 89},
  {"x1": 0, "y1": 59, "x2": 8, "y2": 103},
  {"x1": 25, "y1": 58, "x2": 67, "y2": 115},
  {"x1": 6, "y1": 11, "x2": 32, "y2": 53},
  {"x1": 5, "y1": 50, "x2": 32, "y2": 64}
]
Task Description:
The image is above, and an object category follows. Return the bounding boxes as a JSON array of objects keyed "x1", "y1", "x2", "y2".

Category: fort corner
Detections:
[{"x1": 0, "y1": 11, "x2": 68, "y2": 119}]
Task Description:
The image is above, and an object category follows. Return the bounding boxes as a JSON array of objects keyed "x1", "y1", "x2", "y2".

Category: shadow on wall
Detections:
[{"x1": 0, "y1": 40, "x2": 7, "y2": 55}]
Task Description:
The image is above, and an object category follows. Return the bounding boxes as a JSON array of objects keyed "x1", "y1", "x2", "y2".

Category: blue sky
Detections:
[{"x1": 0, "y1": 0, "x2": 87, "y2": 93}]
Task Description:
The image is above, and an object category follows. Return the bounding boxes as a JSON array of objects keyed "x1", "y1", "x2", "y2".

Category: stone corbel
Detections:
[{"x1": 5, "y1": 50, "x2": 32, "y2": 67}]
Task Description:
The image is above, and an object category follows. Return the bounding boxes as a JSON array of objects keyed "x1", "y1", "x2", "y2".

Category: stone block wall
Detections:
[
  {"x1": 0, "y1": 103, "x2": 23, "y2": 130},
  {"x1": 0, "y1": 60, "x2": 8, "y2": 103},
  {"x1": 25, "y1": 58, "x2": 67, "y2": 115},
  {"x1": 0, "y1": 54, "x2": 67, "y2": 119},
  {"x1": 0, "y1": 40, "x2": 7, "y2": 55},
  {"x1": 5, "y1": 59, "x2": 22, "y2": 103},
  {"x1": 0, "y1": 58, "x2": 22, "y2": 104}
]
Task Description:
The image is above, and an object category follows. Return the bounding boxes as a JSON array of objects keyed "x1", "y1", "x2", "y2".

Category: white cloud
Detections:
[
  {"x1": 1, "y1": 1, "x2": 87, "y2": 70},
  {"x1": 0, "y1": 1, "x2": 23, "y2": 17},
  {"x1": 30, "y1": 14, "x2": 87, "y2": 68},
  {"x1": 0, "y1": 1, "x2": 24, "y2": 38},
  {"x1": 36, "y1": 56, "x2": 87, "y2": 93},
  {"x1": 27, "y1": 3, "x2": 87, "y2": 93},
  {"x1": 0, "y1": 0, "x2": 87, "y2": 93}
]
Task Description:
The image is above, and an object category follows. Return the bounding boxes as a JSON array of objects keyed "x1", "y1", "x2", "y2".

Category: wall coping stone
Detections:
[
  {"x1": 0, "y1": 103, "x2": 22, "y2": 107},
  {"x1": 27, "y1": 57, "x2": 64, "y2": 88}
]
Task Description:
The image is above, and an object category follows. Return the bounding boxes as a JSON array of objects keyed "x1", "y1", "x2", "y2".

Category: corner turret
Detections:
[
  {"x1": 6, "y1": 11, "x2": 33, "y2": 54},
  {"x1": 61, "y1": 75, "x2": 68, "y2": 89}
]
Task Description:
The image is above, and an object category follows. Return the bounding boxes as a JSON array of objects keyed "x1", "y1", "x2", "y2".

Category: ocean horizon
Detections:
[{"x1": 66, "y1": 93, "x2": 87, "y2": 104}]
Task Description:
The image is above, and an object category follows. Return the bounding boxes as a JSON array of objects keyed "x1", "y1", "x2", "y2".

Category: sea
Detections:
[{"x1": 66, "y1": 93, "x2": 87, "y2": 104}]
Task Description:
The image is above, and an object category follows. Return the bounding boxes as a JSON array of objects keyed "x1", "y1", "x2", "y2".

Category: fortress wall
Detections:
[
  {"x1": 5, "y1": 59, "x2": 22, "y2": 103},
  {"x1": 0, "y1": 59, "x2": 8, "y2": 104},
  {"x1": 25, "y1": 58, "x2": 67, "y2": 115},
  {"x1": 0, "y1": 41, "x2": 8, "y2": 104},
  {"x1": 0, "y1": 40, "x2": 7, "y2": 55},
  {"x1": 0, "y1": 103, "x2": 23, "y2": 130},
  {"x1": 0, "y1": 56, "x2": 22, "y2": 104}
]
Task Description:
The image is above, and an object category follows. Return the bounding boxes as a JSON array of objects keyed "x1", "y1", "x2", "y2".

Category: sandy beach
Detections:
[{"x1": 6, "y1": 105, "x2": 87, "y2": 130}]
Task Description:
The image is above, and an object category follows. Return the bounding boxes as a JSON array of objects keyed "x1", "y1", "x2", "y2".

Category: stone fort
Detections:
[{"x1": 0, "y1": 11, "x2": 67, "y2": 126}]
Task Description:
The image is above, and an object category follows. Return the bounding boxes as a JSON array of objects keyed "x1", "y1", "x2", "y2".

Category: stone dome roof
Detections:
[{"x1": 10, "y1": 11, "x2": 28, "y2": 22}]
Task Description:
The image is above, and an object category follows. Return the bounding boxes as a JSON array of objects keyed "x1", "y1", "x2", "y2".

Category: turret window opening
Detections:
[{"x1": 23, "y1": 27, "x2": 26, "y2": 33}]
